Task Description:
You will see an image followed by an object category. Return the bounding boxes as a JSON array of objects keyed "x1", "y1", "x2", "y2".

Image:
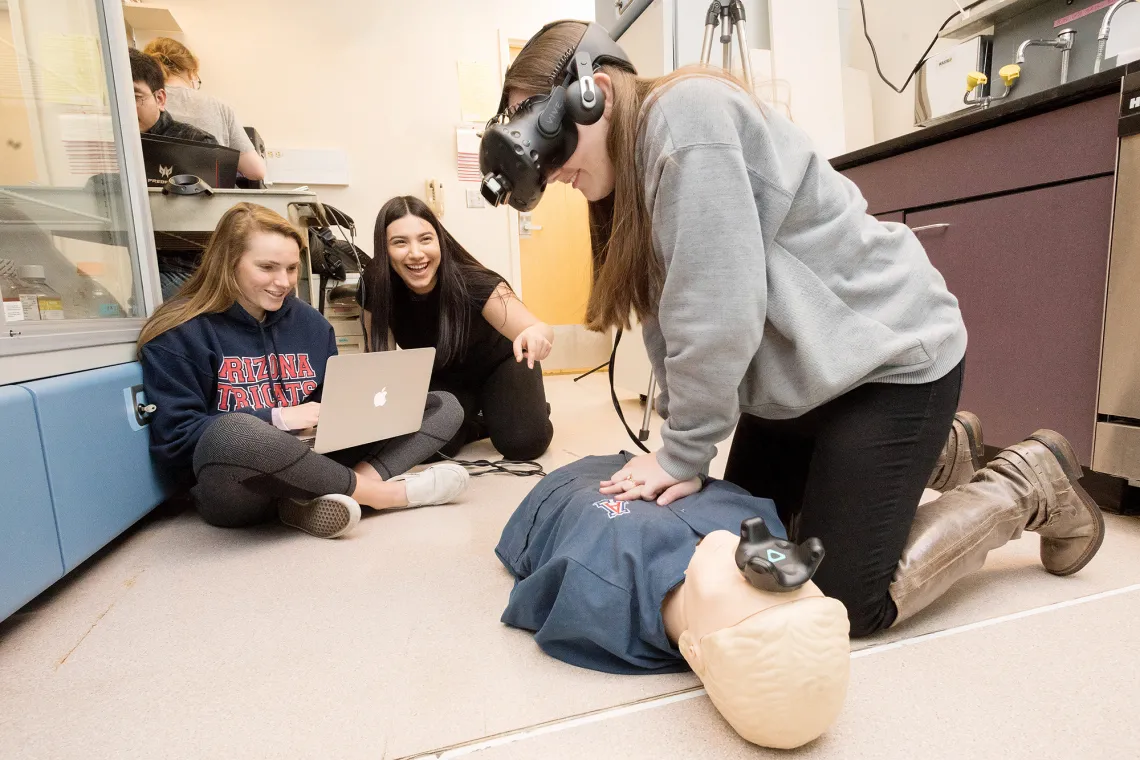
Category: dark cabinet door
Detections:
[{"x1": 906, "y1": 176, "x2": 1114, "y2": 463}]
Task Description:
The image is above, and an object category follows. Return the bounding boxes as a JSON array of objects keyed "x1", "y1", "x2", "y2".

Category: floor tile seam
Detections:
[{"x1": 398, "y1": 582, "x2": 1140, "y2": 760}]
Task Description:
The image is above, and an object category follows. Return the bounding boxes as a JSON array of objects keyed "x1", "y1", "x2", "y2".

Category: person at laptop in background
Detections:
[
  {"x1": 130, "y1": 47, "x2": 219, "y2": 301},
  {"x1": 142, "y1": 37, "x2": 267, "y2": 182},
  {"x1": 361, "y1": 196, "x2": 554, "y2": 462},
  {"x1": 129, "y1": 49, "x2": 218, "y2": 144},
  {"x1": 138, "y1": 202, "x2": 470, "y2": 539}
]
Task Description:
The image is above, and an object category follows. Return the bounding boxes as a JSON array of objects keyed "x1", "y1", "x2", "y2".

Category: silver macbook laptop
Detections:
[{"x1": 301, "y1": 347, "x2": 436, "y2": 454}]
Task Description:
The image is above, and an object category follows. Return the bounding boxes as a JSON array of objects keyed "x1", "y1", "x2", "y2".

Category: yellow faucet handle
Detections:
[
  {"x1": 999, "y1": 64, "x2": 1022, "y2": 88},
  {"x1": 966, "y1": 71, "x2": 989, "y2": 91}
]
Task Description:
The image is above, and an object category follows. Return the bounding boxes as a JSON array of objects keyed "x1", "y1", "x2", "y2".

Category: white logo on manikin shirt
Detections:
[
  {"x1": 373, "y1": 387, "x2": 388, "y2": 407},
  {"x1": 1131, "y1": 96, "x2": 1140, "y2": 111},
  {"x1": 158, "y1": 164, "x2": 174, "y2": 178}
]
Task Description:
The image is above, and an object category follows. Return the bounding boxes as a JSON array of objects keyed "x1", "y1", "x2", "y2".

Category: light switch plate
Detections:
[{"x1": 465, "y1": 188, "x2": 485, "y2": 208}]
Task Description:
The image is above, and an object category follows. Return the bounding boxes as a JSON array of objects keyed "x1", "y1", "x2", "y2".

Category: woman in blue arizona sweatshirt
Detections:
[{"x1": 138, "y1": 202, "x2": 469, "y2": 539}]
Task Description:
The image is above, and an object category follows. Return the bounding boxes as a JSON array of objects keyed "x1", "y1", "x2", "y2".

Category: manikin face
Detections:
[
  {"x1": 676, "y1": 530, "x2": 849, "y2": 751},
  {"x1": 134, "y1": 81, "x2": 166, "y2": 132},
  {"x1": 234, "y1": 231, "x2": 300, "y2": 321},
  {"x1": 507, "y1": 72, "x2": 616, "y2": 202},
  {"x1": 386, "y1": 214, "x2": 441, "y2": 295},
  {"x1": 678, "y1": 530, "x2": 823, "y2": 649}
]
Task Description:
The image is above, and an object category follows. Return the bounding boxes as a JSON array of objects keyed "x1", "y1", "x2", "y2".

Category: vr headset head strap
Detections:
[{"x1": 493, "y1": 21, "x2": 636, "y2": 121}]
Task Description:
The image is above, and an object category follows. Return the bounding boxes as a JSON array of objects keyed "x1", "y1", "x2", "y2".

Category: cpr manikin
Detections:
[
  {"x1": 662, "y1": 520, "x2": 848, "y2": 749},
  {"x1": 495, "y1": 454, "x2": 850, "y2": 750}
]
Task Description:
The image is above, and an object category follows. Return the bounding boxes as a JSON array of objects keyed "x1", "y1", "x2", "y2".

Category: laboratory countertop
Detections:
[{"x1": 831, "y1": 61, "x2": 1137, "y2": 172}]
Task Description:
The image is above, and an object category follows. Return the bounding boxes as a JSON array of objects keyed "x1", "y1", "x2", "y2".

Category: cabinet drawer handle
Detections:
[{"x1": 909, "y1": 223, "x2": 951, "y2": 233}]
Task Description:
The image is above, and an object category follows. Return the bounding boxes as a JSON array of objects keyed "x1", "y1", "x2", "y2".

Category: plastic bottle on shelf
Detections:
[
  {"x1": 75, "y1": 262, "x2": 122, "y2": 319},
  {"x1": 0, "y1": 265, "x2": 27, "y2": 323},
  {"x1": 17, "y1": 265, "x2": 65, "y2": 321}
]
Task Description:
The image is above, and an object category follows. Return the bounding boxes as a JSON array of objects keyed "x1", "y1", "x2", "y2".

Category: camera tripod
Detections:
[{"x1": 699, "y1": 0, "x2": 756, "y2": 90}]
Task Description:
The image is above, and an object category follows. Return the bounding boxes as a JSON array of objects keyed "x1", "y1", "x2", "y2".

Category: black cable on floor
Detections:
[{"x1": 440, "y1": 454, "x2": 546, "y2": 478}]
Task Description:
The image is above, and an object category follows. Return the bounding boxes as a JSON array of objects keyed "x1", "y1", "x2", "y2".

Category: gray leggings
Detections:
[{"x1": 190, "y1": 391, "x2": 464, "y2": 528}]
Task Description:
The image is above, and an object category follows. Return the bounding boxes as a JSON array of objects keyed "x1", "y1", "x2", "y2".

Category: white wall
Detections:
[
  {"x1": 135, "y1": 0, "x2": 595, "y2": 286},
  {"x1": 847, "y1": 0, "x2": 962, "y2": 143}
]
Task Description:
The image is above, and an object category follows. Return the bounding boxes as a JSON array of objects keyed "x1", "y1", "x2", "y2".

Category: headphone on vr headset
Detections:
[{"x1": 479, "y1": 22, "x2": 637, "y2": 212}]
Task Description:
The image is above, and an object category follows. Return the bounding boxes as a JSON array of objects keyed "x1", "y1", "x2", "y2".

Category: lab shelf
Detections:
[{"x1": 941, "y1": 0, "x2": 1053, "y2": 40}]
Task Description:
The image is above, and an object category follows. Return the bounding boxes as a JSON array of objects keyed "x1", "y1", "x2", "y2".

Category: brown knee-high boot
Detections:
[
  {"x1": 926, "y1": 411, "x2": 985, "y2": 492},
  {"x1": 891, "y1": 430, "x2": 1105, "y2": 625}
]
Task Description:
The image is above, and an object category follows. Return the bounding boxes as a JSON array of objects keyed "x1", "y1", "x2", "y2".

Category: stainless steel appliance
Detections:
[
  {"x1": 1094, "y1": 70, "x2": 1140, "y2": 484},
  {"x1": 915, "y1": 35, "x2": 993, "y2": 126}
]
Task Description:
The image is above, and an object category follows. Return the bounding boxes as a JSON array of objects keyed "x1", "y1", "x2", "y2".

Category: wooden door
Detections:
[
  {"x1": 519, "y1": 181, "x2": 592, "y2": 325},
  {"x1": 908, "y1": 176, "x2": 1114, "y2": 464}
]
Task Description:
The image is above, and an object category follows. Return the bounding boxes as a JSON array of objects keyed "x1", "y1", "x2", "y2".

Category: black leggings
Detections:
[
  {"x1": 723, "y1": 361, "x2": 963, "y2": 637},
  {"x1": 190, "y1": 391, "x2": 464, "y2": 528},
  {"x1": 436, "y1": 358, "x2": 553, "y2": 461}
]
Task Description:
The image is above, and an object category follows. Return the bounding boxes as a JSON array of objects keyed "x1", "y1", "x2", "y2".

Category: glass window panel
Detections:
[{"x1": 0, "y1": 0, "x2": 142, "y2": 326}]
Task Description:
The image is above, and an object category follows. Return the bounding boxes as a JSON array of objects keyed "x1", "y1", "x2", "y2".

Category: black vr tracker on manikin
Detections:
[{"x1": 479, "y1": 22, "x2": 637, "y2": 212}]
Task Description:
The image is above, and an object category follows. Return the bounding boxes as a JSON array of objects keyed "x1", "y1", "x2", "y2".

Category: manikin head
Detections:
[{"x1": 670, "y1": 530, "x2": 850, "y2": 749}]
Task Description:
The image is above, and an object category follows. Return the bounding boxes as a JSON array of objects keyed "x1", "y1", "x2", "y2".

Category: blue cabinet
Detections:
[
  {"x1": 23, "y1": 363, "x2": 173, "y2": 572},
  {"x1": 0, "y1": 386, "x2": 64, "y2": 620}
]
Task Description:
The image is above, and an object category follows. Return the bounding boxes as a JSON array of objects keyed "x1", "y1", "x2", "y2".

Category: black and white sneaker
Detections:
[{"x1": 278, "y1": 494, "x2": 361, "y2": 538}]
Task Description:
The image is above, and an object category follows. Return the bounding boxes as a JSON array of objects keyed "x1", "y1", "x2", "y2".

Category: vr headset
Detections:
[{"x1": 479, "y1": 22, "x2": 637, "y2": 212}]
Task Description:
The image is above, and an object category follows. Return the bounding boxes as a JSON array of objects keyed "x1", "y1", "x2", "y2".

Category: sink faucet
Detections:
[
  {"x1": 1017, "y1": 29, "x2": 1077, "y2": 84},
  {"x1": 1095, "y1": 0, "x2": 1137, "y2": 73}
]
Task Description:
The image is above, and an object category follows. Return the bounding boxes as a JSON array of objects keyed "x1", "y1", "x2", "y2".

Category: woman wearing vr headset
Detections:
[
  {"x1": 359, "y1": 196, "x2": 554, "y2": 462},
  {"x1": 493, "y1": 21, "x2": 1103, "y2": 638},
  {"x1": 138, "y1": 203, "x2": 470, "y2": 539}
]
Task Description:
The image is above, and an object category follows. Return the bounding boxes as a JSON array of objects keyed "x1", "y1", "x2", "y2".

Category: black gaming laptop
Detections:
[{"x1": 141, "y1": 133, "x2": 240, "y2": 189}]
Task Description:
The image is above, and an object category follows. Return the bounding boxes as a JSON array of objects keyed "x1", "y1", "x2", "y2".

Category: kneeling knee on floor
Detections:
[{"x1": 493, "y1": 423, "x2": 552, "y2": 461}]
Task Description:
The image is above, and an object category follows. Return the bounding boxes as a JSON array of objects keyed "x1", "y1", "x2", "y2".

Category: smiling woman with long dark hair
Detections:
[{"x1": 360, "y1": 196, "x2": 554, "y2": 461}]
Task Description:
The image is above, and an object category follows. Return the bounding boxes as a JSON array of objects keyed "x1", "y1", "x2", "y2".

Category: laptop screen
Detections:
[{"x1": 141, "y1": 133, "x2": 240, "y2": 189}]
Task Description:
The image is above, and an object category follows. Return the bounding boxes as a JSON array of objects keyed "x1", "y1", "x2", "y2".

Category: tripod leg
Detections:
[
  {"x1": 700, "y1": 1, "x2": 721, "y2": 65},
  {"x1": 721, "y1": 10, "x2": 733, "y2": 71},
  {"x1": 640, "y1": 372, "x2": 656, "y2": 442},
  {"x1": 735, "y1": 18, "x2": 754, "y2": 89}
]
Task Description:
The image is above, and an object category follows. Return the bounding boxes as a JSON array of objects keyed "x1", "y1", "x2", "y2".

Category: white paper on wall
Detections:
[
  {"x1": 456, "y1": 127, "x2": 482, "y2": 184},
  {"x1": 264, "y1": 148, "x2": 350, "y2": 185}
]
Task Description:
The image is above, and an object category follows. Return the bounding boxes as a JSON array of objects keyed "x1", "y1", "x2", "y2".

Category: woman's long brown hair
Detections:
[
  {"x1": 136, "y1": 202, "x2": 306, "y2": 354},
  {"x1": 504, "y1": 20, "x2": 751, "y2": 332}
]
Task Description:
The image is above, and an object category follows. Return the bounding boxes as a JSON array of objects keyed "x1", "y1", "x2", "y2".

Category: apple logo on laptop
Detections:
[{"x1": 373, "y1": 387, "x2": 388, "y2": 407}]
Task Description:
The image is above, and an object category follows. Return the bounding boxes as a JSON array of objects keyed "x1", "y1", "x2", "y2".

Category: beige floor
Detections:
[{"x1": 2, "y1": 374, "x2": 1139, "y2": 760}]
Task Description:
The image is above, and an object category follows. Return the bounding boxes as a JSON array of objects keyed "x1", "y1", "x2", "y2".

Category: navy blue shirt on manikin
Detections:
[
  {"x1": 495, "y1": 453, "x2": 786, "y2": 675},
  {"x1": 140, "y1": 296, "x2": 336, "y2": 471}
]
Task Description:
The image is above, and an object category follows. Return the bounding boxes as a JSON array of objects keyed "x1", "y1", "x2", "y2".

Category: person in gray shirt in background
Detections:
[
  {"x1": 500, "y1": 20, "x2": 1104, "y2": 639},
  {"x1": 142, "y1": 37, "x2": 267, "y2": 182}
]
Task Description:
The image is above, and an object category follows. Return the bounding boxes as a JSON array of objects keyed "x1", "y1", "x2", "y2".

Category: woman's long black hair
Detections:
[{"x1": 362, "y1": 195, "x2": 507, "y2": 365}]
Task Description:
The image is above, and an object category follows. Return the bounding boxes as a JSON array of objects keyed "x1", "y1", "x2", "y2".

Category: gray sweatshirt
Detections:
[{"x1": 637, "y1": 77, "x2": 967, "y2": 481}]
